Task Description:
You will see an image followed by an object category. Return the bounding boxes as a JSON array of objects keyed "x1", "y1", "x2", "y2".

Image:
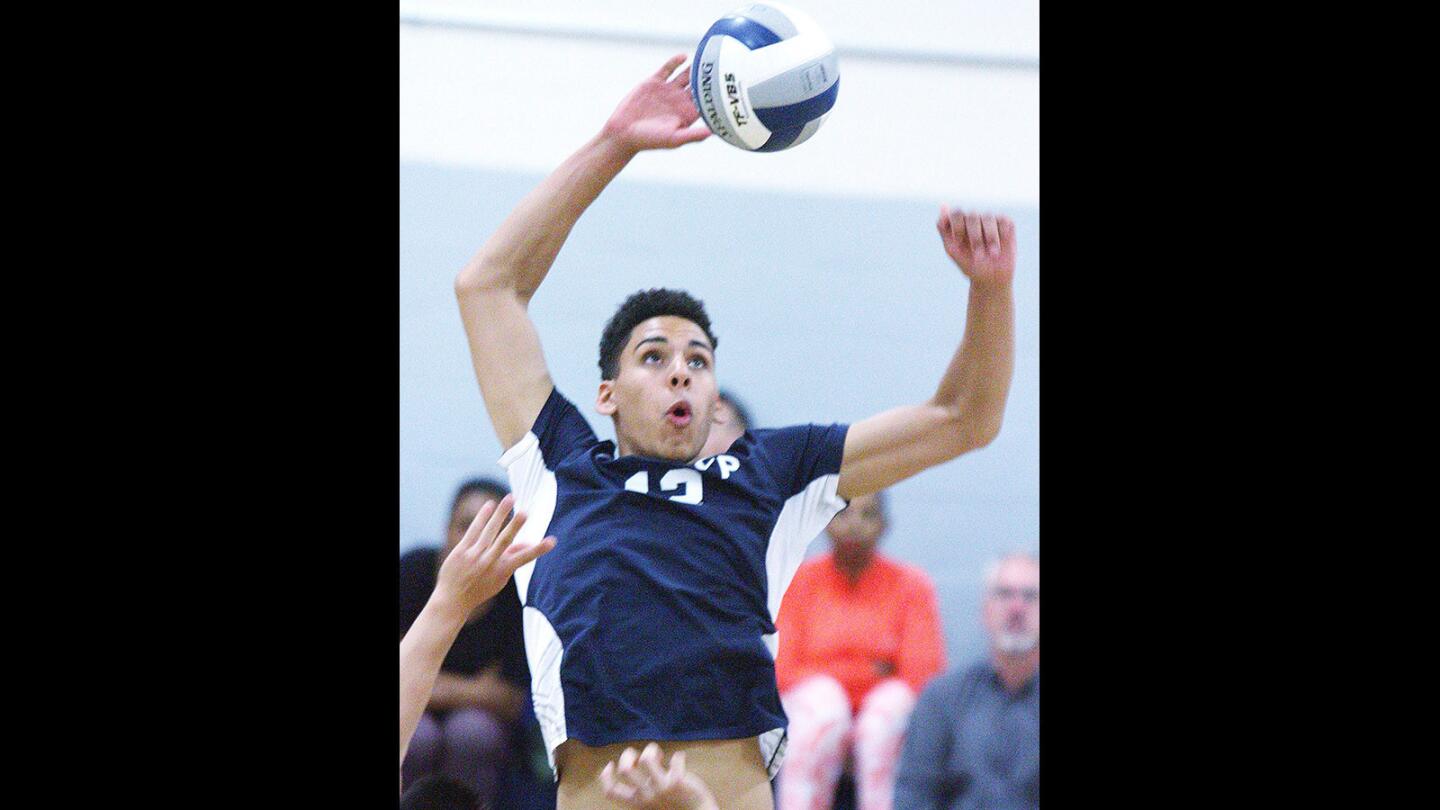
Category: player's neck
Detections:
[
  {"x1": 832, "y1": 549, "x2": 875, "y2": 583},
  {"x1": 991, "y1": 649, "x2": 1039, "y2": 692},
  {"x1": 614, "y1": 437, "x2": 702, "y2": 465}
]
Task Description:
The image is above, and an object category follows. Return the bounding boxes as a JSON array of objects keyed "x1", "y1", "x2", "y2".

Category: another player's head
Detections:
[
  {"x1": 826, "y1": 489, "x2": 888, "y2": 565},
  {"x1": 597, "y1": 288, "x2": 720, "y2": 462},
  {"x1": 443, "y1": 476, "x2": 509, "y2": 559},
  {"x1": 982, "y1": 552, "x2": 1040, "y2": 657},
  {"x1": 698, "y1": 388, "x2": 752, "y2": 457}
]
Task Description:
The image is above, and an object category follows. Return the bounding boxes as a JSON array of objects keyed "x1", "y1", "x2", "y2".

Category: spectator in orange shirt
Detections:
[{"x1": 774, "y1": 490, "x2": 946, "y2": 810}]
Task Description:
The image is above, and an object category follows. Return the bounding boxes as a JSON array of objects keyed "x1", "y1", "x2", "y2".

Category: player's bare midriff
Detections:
[{"x1": 555, "y1": 736, "x2": 774, "y2": 810}]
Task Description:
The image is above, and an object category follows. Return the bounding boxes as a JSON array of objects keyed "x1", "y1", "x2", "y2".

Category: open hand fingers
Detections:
[
  {"x1": 667, "y1": 749, "x2": 687, "y2": 784},
  {"x1": 981, "y1": 214, "x2": 1001, "y2": 257},
  {"x1": 963, "y1": 212, "x2": 985, "y2": 259},
  {"x1": 457, "y1": 498, "x2": 501, "y2": 553},
  {"x1": 999, "y1": 216, "x2": 1016, "y2": 251},
  {"x1": 656, "y1": 53, "x2": 687, "y2": 82},
  {"x1": 670, "y1": 61, "x2": 693, "y2": 89},
  {"x1": 609, "y1": 746, "x2": 663, "y2": 802},
  {"x1": 503, "y1": 535, "x2": 556, "y2": 574},
  {"x1": 638, "y1": 742, "x2": 670, "y2": 786},
  {"x1": 466, "y1": 493, "x2": 516, "y2": 553},
  {"x1": 938, "y1": 204, "x2": 968, "y2": 261},
  {"x1": 477, "y1": 503, "x2": 528, "y2": 565},
  {"x1": 940, "y1": 204, "x2": 1016, "y2": 274},
  {"x1": 669, "y1": 122, "x2": 711, "y2": 147},
  {"x1": 600, "y1": 761, "x2": 638, "y2": 803}
]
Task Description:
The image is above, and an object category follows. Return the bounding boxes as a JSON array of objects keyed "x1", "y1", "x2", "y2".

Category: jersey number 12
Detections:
[{"x1": 624, "y1": 469, "x2": 703, "y2": 504}]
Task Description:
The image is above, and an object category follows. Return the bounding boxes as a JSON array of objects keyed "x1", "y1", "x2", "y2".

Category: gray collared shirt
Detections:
[{"x1": 894, "y1": 660, "x2": 1040, "y2": 810}]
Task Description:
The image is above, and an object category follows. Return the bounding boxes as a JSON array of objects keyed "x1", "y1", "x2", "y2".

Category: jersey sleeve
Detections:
[
  {"x1": 752, "y1": 423, "x2": 850, "y2": 498},
  {"x1": 754, "y1": 424, "x2": 851, "y2": 625},
  {"x1": 497, "y1": 387, "x2": 597, "y2": 604},
  {"x1": 498, "y1": 387, "x2": 597, "y2": 505}
]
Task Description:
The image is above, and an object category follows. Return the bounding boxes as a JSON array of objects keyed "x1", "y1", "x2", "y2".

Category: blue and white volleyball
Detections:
[{"x1": 690, "y1": 3, "x2": 839, "y2": 152}]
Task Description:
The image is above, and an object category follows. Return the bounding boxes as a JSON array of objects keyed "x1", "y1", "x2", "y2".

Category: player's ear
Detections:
[{"x1": 596, "y1": 380, "x2": 617, "y2": 416}]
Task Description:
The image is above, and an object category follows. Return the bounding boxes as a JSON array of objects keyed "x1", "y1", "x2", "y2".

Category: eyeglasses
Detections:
[{"x1": 989, "y1": 587, "x2": 1039, "y2": 604}]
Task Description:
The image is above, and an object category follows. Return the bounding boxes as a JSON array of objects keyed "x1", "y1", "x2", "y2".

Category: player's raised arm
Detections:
[
  {"x1": 454, "y1": 55, "x2": 711, "y2": 450},
  {"x1": 835, "y1": 207, "x2": 1016, "y2": 501}
]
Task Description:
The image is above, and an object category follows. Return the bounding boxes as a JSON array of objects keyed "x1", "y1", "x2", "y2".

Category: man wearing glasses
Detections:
[{"x1": 893, "y1": 553, "x2": 1039, "y2": 810}]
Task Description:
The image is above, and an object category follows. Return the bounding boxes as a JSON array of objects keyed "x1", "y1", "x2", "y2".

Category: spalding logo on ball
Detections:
[{"x1": 690, "y1": 2, "x2": 839, "y2": 152}]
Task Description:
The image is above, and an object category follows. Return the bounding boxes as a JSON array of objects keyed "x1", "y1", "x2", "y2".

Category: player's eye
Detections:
[
  {"x1": 642, "y1": 351, "x2": 662, "y2": 364},
  {"x1": 688, "y1": 356, "x2": 708, "y2": 369}
]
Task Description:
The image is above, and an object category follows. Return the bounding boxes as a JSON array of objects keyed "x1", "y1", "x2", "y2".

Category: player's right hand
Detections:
[{"x1": 602, "y1": 55, "x2": 712, "y2": 152}]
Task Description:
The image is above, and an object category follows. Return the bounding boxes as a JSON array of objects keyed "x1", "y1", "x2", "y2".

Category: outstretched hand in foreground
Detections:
[
  {"x1": 600, "y1": 743, "x2": 719, "y2": 810},
  {"x1": 432, "y1": 493, "x2": 555, "y2": 618}
]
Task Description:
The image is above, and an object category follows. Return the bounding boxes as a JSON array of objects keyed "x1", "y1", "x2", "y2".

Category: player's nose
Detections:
[{"x1": 669, "y1": 360, "x2": 691, "y2": 388}]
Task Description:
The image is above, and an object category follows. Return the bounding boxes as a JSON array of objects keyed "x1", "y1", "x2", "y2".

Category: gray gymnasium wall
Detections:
[{"x1": 400, "y1": 160, "x2": 1039, "y2": 665}]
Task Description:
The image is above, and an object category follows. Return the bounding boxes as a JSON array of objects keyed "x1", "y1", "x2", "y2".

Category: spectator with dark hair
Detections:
[
  {"x1": 400, "y1": 478, "x2": 550, "y2": 805},
  {"x1": 893, "y1": 553, "x2": 1038, "y2": 810},
  {"x1": 774, "y1": 490, "x2": 946, "y2": 810}
]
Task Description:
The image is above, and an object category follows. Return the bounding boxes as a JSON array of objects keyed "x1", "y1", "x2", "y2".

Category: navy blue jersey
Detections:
[{"x1": 499, "y1": 388, "x2": 849, "y2": 776}]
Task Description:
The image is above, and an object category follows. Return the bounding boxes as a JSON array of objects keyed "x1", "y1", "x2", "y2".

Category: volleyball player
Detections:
[{"x1": 452, "y1": 55, "x2": 1016, "y2": 810}]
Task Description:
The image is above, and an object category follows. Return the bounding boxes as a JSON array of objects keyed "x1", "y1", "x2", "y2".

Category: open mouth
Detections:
[{"x1": 666, "y1": 401, "x2": 692, "y2": 428}]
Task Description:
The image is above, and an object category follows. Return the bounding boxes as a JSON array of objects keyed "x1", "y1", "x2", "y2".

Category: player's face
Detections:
[
  {"x1": 826, "y1": 492, "x2": 886, "y2": 553},
  {"x1": 983, "y1": 558, "x2": 1040, "y2": 656},
  {"x1": 598, "y1": 316, "x2": 718, "y2": 462}
]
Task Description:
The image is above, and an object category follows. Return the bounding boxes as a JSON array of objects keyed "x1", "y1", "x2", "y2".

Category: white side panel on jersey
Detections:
[
  {"x1": 762, "y1": 473, "x2": 846, "y2": 655},
  {"x1": 757, "y1": 473, "x2": 844, "y2": 777},
  {"x1": 758, "y1": 725, "x2": 788, "y2": 779},
  {"x1": 522, "y1": 605, "x2": 568, "y2": 775},
  {"x1": 497, "y1": 430, "x2": 559, "y2": 604},
  {"x1": 499, "y1": 430, "x2": 569, "y2": 775}
]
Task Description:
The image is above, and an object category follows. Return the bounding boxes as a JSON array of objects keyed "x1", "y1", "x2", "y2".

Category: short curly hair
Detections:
[{"x1": 598, "y1": 288, "x2": 718, "y2": 380}]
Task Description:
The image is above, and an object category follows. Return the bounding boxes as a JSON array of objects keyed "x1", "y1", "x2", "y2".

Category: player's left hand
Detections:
[{"x1": 937, "y1": 206, "x2": 1016, "y2": 289}]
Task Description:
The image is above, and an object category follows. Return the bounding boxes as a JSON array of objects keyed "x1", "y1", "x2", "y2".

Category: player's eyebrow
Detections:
[{"x1": 635, "y1": 336, "x2": 713, "y2": 353}]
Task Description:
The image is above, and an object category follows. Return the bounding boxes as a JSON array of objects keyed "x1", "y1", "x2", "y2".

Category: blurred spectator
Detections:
[
  {"x1": 399, "y1": 774, "x2": 481, "y2": 810},
  {"x1": 893, "y1": 553, "x2": 1039, "y2": 810},
  {"x1": 400, "y1": 478, "x2": 533, "y2": 806},
  {"x1": 698, "y1": 388, "x2": 753, "y2": 457},
  {"x1": 775, "y1": 490, "x2": 946, "y2": 810}
]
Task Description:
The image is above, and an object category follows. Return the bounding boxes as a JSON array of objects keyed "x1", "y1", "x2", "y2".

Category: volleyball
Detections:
[{"x1": 690, "y1": 3, "x2": 839, "y2": 152}]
